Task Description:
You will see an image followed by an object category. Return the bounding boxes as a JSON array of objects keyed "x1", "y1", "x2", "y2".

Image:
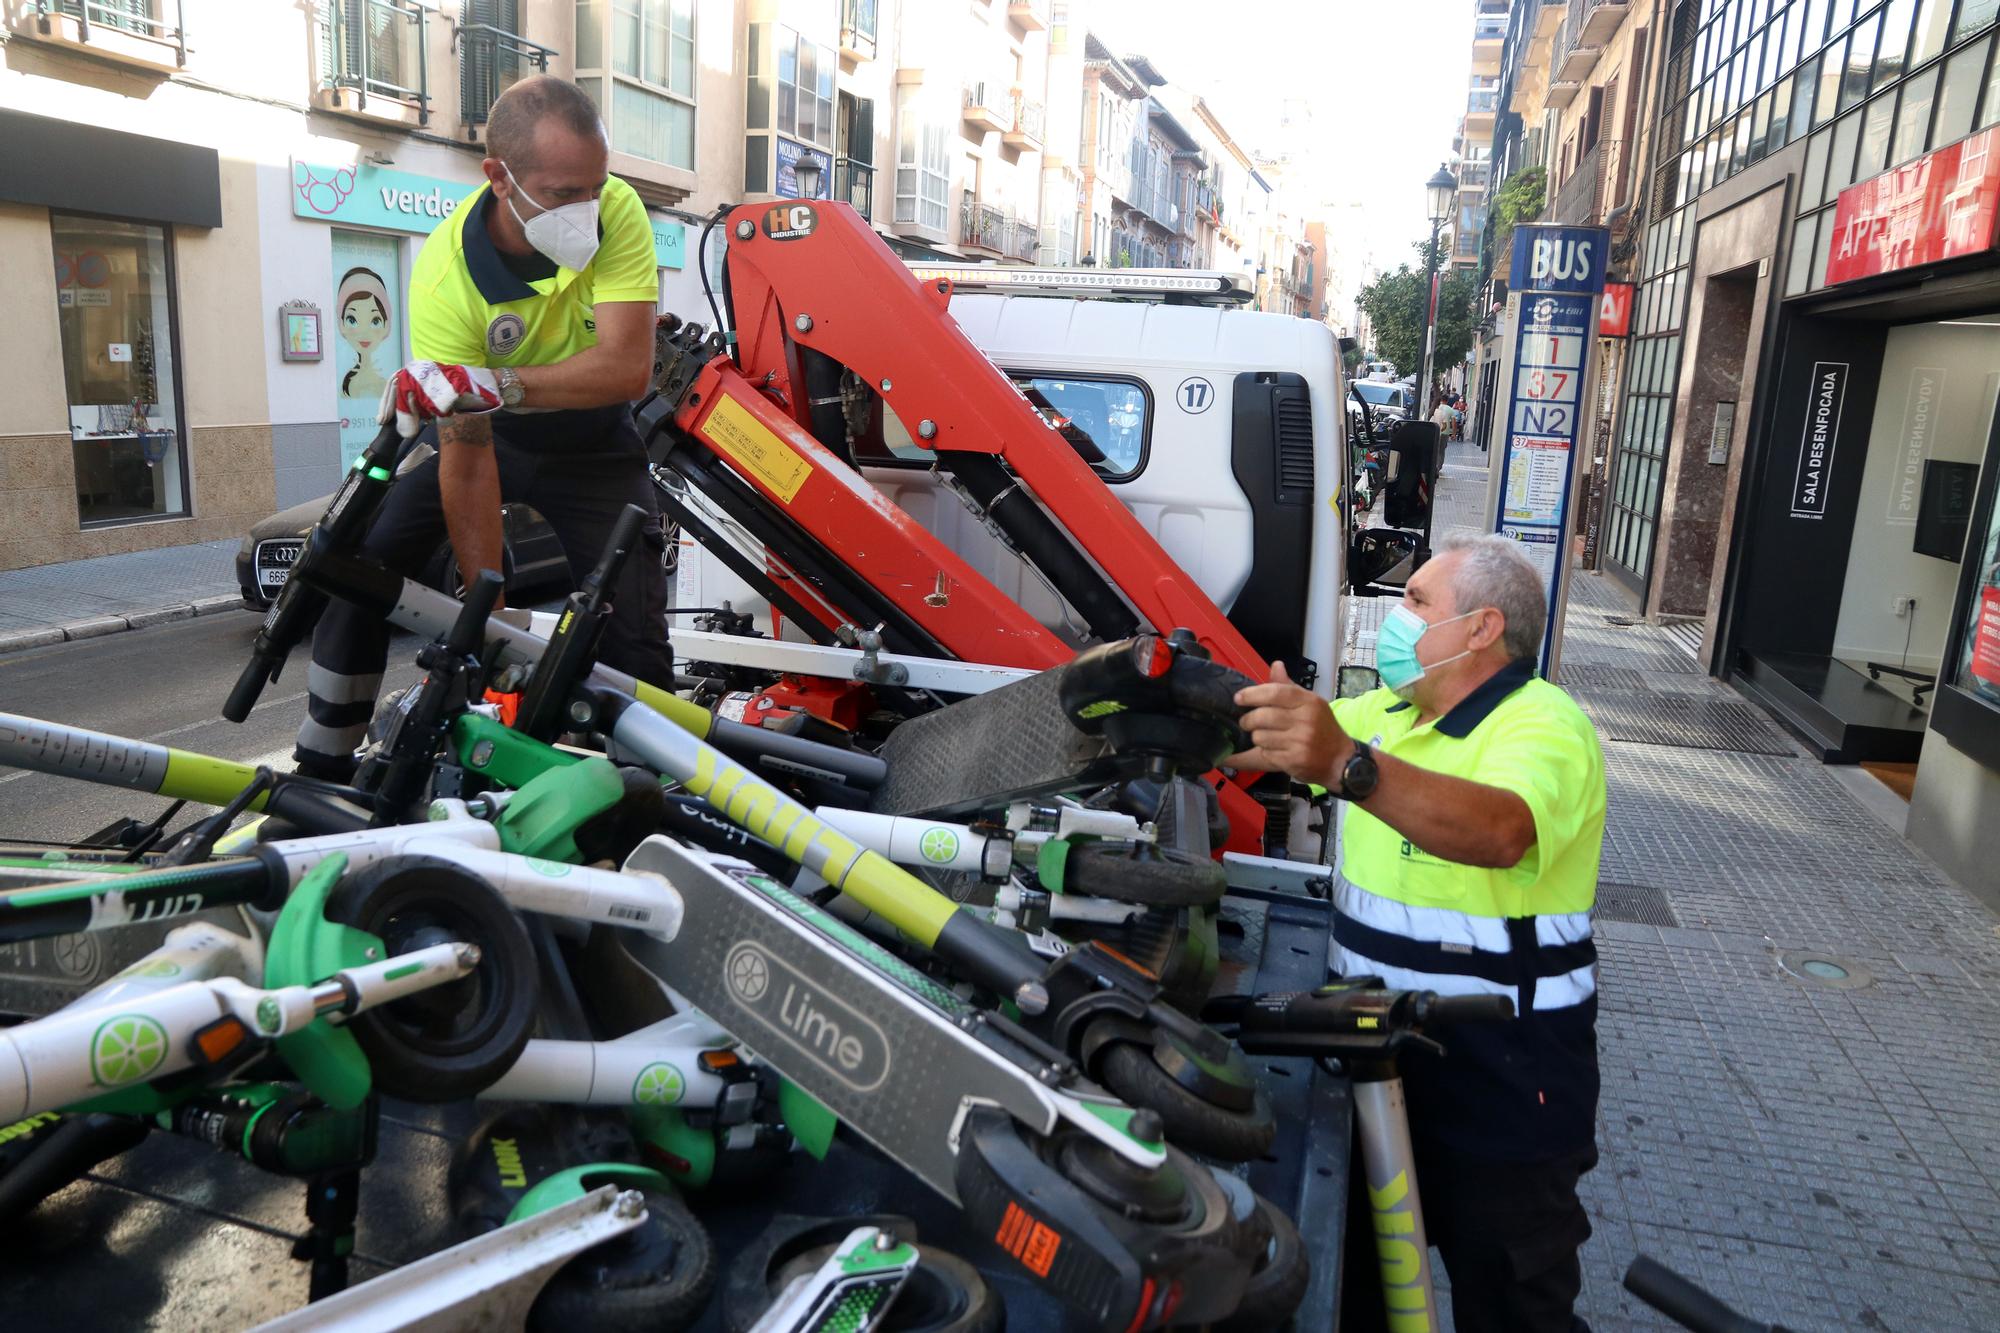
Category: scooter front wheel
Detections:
[
  {"x1": 1097, "y1": 1037, "x2": 1276, "y2": 1163},
  {"x1": 325, "y1": 855, "x2": 539, "y2": 1101}
]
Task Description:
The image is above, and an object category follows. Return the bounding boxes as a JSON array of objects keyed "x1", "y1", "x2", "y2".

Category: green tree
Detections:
[{"x1": 1357, "y1": 239, "x2": 1480, "y2": 386}]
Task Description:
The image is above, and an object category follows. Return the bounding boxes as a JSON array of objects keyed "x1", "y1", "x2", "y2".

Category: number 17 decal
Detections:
[{"x1": 1177, "y1": 376, "x2": 1215, "y2": 414}]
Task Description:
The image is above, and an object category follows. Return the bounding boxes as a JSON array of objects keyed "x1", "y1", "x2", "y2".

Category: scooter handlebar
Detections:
[
  {"x1": 1623, "y1": 1256, "x2": 1781, "y2": 1333},
  {"x1": 223, "y1": 652, "x2": 277, "y2": 724},
  {"x1": 1425, "y1": 993, "x2": 1515, "y2": 1024}
]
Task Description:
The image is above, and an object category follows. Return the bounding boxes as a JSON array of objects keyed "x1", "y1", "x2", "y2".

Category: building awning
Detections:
[{"x1": 0, "y1": 108, "x2": 221, "y2": 229}]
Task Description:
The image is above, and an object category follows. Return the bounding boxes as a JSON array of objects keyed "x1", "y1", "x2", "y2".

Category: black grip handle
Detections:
[
  {"x1": 580, "y1": 504, "x2": 649, "y2": 604},
  {"x1": 448, "y1": 570, "x2": 506, "y2": 660},
  {"x1": 1623, "y1": 1256, "x2": 1774, "y2": 1333},
  {"x1": 224, "y1": 654, "x2": 276, "y2": 723},
  {"x1": 1427, "y1": 993, "x2": 1516, "y2": 1024}
]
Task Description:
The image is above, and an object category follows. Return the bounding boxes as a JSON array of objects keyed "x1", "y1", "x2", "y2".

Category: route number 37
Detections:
[{"x1": 1523, "y1": 369, "x2": 1571, "y2": 399}]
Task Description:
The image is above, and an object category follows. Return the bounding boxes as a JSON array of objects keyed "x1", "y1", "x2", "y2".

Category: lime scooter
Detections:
[
  {"x1": 2, "y1": 720, "x2": 1269, "y2": 1318},
  {"x1": 224, "y1": 423, "x2": 1278, "y2": 1135}
]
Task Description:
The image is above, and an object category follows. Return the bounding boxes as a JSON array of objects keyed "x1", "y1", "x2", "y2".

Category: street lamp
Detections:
[
  {"x1": 1416, "y1": 163, "x2": 1456, "y2": 418},
  {"x1": 792, "y1": 153, "x2": 823, "y2": 201}
]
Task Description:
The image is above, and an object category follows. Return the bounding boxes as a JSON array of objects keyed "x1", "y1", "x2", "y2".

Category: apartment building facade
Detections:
[
  {"x1": 0, "y1": 0, "x2": 1310, "y2": 579},
  {"x1": 1473, "y1": 0, "x2": 2000, "y2": 895}
]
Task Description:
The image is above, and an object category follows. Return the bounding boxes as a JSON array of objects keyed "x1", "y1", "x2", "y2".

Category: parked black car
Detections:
[{"x1": 234, "y1": 445, "x2": 571, "y2": 611}]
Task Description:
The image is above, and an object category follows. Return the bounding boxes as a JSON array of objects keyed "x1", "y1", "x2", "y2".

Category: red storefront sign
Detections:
[
  {"x1": 1974, "y1": 587, "x2": 2000, "y2": 692},
  {"x1": 1825, "y1": 127, "x2": 2000, "y2": 284},
  {"x1": 1598, "y1": 282, "x2": 1634, "y2": 336}
]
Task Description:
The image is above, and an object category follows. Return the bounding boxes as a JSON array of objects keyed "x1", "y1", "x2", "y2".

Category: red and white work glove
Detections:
[{"x1": 379, "y1": 361, "x2": 503, "y2": 438}]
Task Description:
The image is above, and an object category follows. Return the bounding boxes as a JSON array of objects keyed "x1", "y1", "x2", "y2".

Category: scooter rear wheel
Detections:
[
  {"x1": 1098, "y1": 1038, "x2": 1276, "y2": 1163},
  {"x1": 325, "y1": 855, "x2": 539, "y2": 1101},
  {"x1": 528, "y1": 1180, "x2": 717, "y2": 1333}
]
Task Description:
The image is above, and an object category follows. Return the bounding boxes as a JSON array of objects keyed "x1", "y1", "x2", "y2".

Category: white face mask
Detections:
[{"x1": 501, "y1": 164, "x2": 600, "y2": 271}]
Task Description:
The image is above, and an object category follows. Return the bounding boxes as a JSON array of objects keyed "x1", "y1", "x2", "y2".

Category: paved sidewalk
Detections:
[
  {"x1": 0, "y1": 540, "x2": 245, "y2": 653},
  {"x1": 1346, "y1": 440, "x2": 2000, "y2": 1329}
]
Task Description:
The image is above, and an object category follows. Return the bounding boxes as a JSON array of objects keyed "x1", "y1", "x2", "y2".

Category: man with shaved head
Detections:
[{"x1": 297, "y1": 76, "x2": 670, "y2": 778}]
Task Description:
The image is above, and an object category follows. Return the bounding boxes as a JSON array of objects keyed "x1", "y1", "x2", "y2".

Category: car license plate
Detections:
[{"x1": 256, "y1": 541, "x2": 301, "y2": 592}]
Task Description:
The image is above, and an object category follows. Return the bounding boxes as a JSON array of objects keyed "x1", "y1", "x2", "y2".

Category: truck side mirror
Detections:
[
  {"x1": 1349, "y1": 527, "x2": 1421, "y2": 590},
  {"x1": 1337, "y1": 665, "x2": 1382, "y2": 697}
]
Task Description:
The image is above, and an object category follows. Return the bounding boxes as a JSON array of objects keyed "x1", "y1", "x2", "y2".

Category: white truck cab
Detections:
[{"x1": 673, "y1": 265, "x2": 1352, "y2": 692}]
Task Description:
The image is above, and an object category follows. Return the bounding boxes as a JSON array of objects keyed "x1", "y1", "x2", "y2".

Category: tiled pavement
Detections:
[
  {"x1": 1350, "y1": 442, "x2": 2000, "y2": 1330},
  {"x1": 0, "y1": 539, "x2": 243, "y2": 650}
]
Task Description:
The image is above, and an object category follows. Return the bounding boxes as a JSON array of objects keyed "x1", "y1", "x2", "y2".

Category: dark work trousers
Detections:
[
  {"x1": 1341, "y1": 1134, "x2": 1597, "y2": 1333},
  {"x1": 294, "y1": 424, "x2": 671, "y2": 776}
]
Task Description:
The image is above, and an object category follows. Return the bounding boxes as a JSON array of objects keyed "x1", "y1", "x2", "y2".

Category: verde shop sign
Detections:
[{"x1": 292, "y1": 160, "x2": 475, "y2": 235}]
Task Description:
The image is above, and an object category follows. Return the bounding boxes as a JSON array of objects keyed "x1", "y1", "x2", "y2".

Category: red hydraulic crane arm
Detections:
[
  {"x1": 672, "y1": 355, "x2": 1072, "y2": 671},
  {"x1": 715, "y1": 201, "x2": 1270, "y2": 682}
]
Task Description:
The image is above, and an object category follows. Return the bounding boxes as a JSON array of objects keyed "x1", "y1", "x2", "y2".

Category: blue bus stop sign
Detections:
[{"x1": 1493, "y1": 224, "x2": 1611, "y2": 676}]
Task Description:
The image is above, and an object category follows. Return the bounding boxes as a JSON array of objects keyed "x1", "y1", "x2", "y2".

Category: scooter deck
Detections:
[
  {"x1": 867, "y1": 662, "x2": 1118, "y2": 819},
  {"x1": 617, "y1": 835, "x2": 1147, "y2": 1203}
]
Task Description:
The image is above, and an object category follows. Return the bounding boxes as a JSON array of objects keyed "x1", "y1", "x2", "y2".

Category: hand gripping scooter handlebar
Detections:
[{"x1": 225, "y1": 421, "x2": 409, "y2": 722}]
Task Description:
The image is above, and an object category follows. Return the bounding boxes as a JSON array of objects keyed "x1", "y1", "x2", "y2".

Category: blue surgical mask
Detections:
[{"x1": 1376, "y1": 604, "x2": 1478, "y2": 698}]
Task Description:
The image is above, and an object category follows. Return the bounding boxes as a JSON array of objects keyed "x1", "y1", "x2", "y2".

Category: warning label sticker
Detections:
[{"x1": 705, "y1": 395, "x2": 812, "y2": 503}]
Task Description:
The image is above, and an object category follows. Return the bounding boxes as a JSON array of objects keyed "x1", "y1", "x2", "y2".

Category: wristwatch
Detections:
[
  {"x1": 1336, "y1": 739, "x2": 1379, "y2": 803},
  {"x1": 495, "y1": 365, "x2": 525, "y2": 409}
]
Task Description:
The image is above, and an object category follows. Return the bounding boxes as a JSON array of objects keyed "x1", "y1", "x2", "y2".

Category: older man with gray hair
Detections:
[{"x1": 1233, "y1": 532, "x2": 1607, "y2": 1333}]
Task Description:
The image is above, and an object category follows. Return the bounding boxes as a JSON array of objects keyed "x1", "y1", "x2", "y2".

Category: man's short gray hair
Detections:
[
  {"x1": 1435, "y1": 533, "x2": 1546, "y2": 661},
  {"x1": 486, "y1": 76, "x2": 605, "y2": 170}
]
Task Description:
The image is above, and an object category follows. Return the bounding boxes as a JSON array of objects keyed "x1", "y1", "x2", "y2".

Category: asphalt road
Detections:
[{"x1": 0, "y1": 611, "x2": 419, "y2": 845}]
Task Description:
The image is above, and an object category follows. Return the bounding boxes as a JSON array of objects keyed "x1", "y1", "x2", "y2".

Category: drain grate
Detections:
[
  {"x1": 1558, "y1": 665, "x2": 1654, "y2": 693},
  {"x1": 1573, "y1": 692, "x2": 1796, "y2": 756},
  {"x1": 1595, "y1": 882, "x2": 1680, "y2": 927}
]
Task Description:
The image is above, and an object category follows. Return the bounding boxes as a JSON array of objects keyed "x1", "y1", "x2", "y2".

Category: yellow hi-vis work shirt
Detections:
[
  {"x1": 1330, "y1": 656, "x2": 1607, "y2": 1161},
  {"x1": 405, "y1": 175, "x2": 657, "y2": 451},
  {"x1": 409, "y1": 175, "x2": 657, "y2": 368}
]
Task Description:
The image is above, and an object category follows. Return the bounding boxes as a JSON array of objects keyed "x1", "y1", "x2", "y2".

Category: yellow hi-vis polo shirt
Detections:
[
  {"x1": 409, "y1": 174, "x2": 657, "y2": 371},
  {"x1": 1329, "y1": 656, "x2": 1607, "y2": 1161},
  {"x1": 1333, "y1": 657, "x2": 1606, "y2": 924}
]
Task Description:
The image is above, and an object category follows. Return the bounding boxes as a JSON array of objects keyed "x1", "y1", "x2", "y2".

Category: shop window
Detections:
[
  {"x1": 52, "y1": 214, "x2": 186, "y2": 527},
  {"x1": 1874, "y1": 0, "x2": 1912, "y2": 87},
  {"x1": 893, "y1": 84, "x2": 950, "y2": 237},
  {"x1": 1838, "y1": 13, "x2": 1875, "y2": 113},
  {"x1": 1814, "y1": 36, "x2": 1844, "y2": 125},
  {"x1": 1955, "y1": 482, "x2": 2000, "y2": 705},
  {"x1": 1981, "y1": 37, "x2": 2000, "y2": 127},
  {"x1": 1893, "y1": 67, "x2": 1939, "y2": 164},
  {"x1": 1786, "y1": 214, "x2": 1817, "y2": 294},
  {"x1": 575, "y1": 0, "x2": 695, "y2": 171},
  {"x1": 1955, "y1": 0, "x2": 2000, "y2": 45},
  {"x1": 1855, "y1": 94, "x2": 1894, "y2": 181},
  {"x1": 1827, "y1": 111, "x2": 1862, "y2": 195},
  {"x1": 1941, "y1": 36, "x2": 1989, "y2": 139},
  {"x1": 1809, "y1": 205, "x2": 1835, "y2": 286}
]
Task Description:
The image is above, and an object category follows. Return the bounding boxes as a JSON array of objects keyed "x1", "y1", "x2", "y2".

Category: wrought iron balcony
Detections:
[
  {"x1": 1009, "y1": 219, "x2": 1039, "y2": 262},
  {"x1": 838, "y1": 158, "x2": 875, "y2": 217},
  {"x1": 458, "y1": 22, "x2": 557, "y2": 135},
  {"x1": 27, "y1": 0, "x2": 190, "y2": 71},
  {"x1": 840, "y1": 0, "x2": 877, "y2": 61},
  {"x1": 1004, "y1": 95, "x2": 1045, "y2": 148},
  {"x1": 324, "y1": 0, "x2": 430, "y2": 123},
  {"x1": 962, "y1": 196, "x2": 1009, "y2": 252},
  {"x1": 1552, "y1": 138, "x2": 1625, "y2": 225},
  {"x1": 1008, "y1": 0, "x2": 1049, "y2": 32},
  {"x1": 962, "y1": 81, "x2": 1013, "y2": 133}
]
